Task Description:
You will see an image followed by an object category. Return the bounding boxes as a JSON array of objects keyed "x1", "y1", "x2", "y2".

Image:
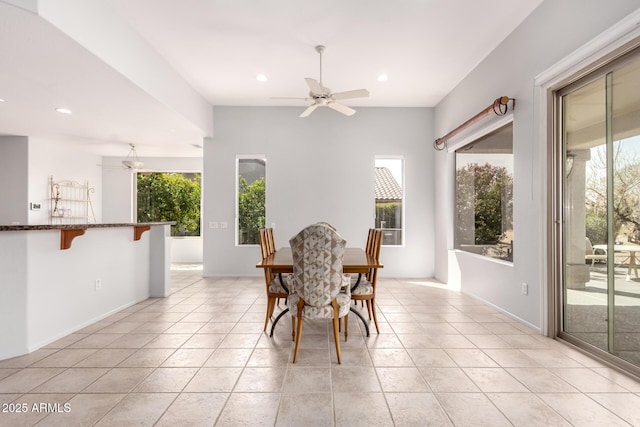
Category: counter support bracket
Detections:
[
  {"x1": 134, "y1": 225, "x2": 151, "y2": 241},
  {"x1": 60, "y1": 228, "x2": 86, "y2": 250}
]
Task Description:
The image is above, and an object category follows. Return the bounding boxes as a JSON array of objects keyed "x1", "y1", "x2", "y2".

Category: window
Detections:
[
  {"x1": 375, "y1": 157, "x2": 403, "y2": 245},
  {"x1": 237, "y1": 156, "x2": 266, "y2": 245},
  {"x1": 137, "y1": 172, "x2": 201, "y2": 236},
  {"x1": 455, "y1": 122, "x2": 513, "y2": 261}
]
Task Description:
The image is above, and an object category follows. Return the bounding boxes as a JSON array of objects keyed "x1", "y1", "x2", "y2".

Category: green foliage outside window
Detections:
[
  {"x1": 586, "y1": 207, "x2": 607, "y2": 246},
  {"x1": 238, "y1": 176, "x2": 265, "y2": 244},
  {"x1": 375, "y1": 202, "x2": 401, "y2": 228},
  {"x1": 375, "y1": 202, "x2": 403, "y2": 245},
  {"x1": 456, "y1": 163, "x2": 513, "y2": 245},
  {"x1": 137, "y1": 173, "x2": 201, "y2": 236}
]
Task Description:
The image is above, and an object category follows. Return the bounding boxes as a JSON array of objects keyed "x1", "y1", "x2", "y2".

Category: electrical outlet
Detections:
[
  {"x1": 521, "y1": 282, "x2": 528, "y2": 295},
  {"x1": 95, "y1": 279, "x2": 102, "y2": 291},
  {"x1": 209, "y1": 222, "x2": 219, "y2": 229},
  {"x1": 220, "y1": 222, "x2": 228, "y2": 229}
]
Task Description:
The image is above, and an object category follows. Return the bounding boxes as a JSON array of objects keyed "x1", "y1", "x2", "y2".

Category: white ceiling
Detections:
[{"x1": 0, "y1": 0, "x2": 543, "y2": 157}]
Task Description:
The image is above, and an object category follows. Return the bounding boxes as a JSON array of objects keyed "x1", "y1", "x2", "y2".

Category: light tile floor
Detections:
[{"x1": 2, "y1": 268, "x2": 640, "y2": 426}]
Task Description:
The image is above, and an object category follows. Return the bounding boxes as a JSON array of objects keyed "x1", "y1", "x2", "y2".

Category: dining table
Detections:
[
  {"x1": 256, "y1": 247, "x2": 383, "y2": 337},
  {"x1": 593, "y1": 243, "x2": 640, "y2": 281}
]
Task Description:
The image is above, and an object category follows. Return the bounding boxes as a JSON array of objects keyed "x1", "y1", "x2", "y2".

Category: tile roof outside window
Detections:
[{"x1": 375, "y1": 167, "x2": 402, "y2": 202}]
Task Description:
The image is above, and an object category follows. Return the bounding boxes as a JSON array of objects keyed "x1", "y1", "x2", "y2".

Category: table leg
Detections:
[
  {"x1": 350, "y1": 273, "x2": 362, "y2": 293},
  {"x1": 269, "y1": 307, "x2": 289, "y2": 337},
  {"x1": 628, "y1": 251, "x2": 638, "y2": 281},
  {"x1": 350, "y1": 306, "x2": 370, "y2": 337},
  {"x1": 278, "y1": 273, "x2": 289, "y2": 293}
]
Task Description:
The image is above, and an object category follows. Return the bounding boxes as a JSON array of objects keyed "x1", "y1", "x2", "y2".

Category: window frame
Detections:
[
  {"x1": 453, "y1": 121, "x2": 514, "y2": 262},
  {"x1": 374, "y1": 156, "x2": 405, "y2": 247}
]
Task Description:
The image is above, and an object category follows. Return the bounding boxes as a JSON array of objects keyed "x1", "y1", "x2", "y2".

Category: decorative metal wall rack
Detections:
[{"x1": 49, "y1": 176, "x2": 96, "y2": 224}]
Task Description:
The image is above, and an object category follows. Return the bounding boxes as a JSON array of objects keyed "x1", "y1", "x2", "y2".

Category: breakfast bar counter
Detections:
[{"x1": 0, "y1": 222, "x2": 173, "y2": 360}]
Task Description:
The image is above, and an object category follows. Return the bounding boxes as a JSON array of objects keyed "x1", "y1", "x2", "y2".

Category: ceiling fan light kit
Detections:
[
  {"x1": 122, "y1": 160, "x2": 144, "y2": 170},
  {"x1": 271, "y1": 45, "x2": 369, "y2": 118},
  {"x1": 122, "y1": 144, "x2": 144, "y2": 170},
  {"x1": 99, "y1": 144, "x2": 144, "y2": 171}
]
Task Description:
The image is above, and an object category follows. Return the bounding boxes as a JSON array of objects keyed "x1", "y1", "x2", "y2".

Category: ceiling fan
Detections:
[
  {"x1": 272, "y1": 45, "x2": 369, "y2": 117},
  {"x1": 98, "y1": 143, "x2": 145, "y2": 171},
  {"x1": 121, "y1": 144, "x2": 144, "y2": 170}
]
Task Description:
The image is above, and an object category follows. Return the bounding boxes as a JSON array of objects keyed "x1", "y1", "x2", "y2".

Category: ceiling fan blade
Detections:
[
  {"x1": 305, "y1": 78, "x2": 323, "y2": 95},
  {"x1": 332, "y1": 88, "x2": 369, "y2": 100},
  {"x1": 328, "y1": 102, "x2": 356, "y2": 116},
  {"x1": 299, "y1": 104, "x2": 318, "y2": 118},
  {"x1": 270, "y1": 96, "x2": 310, "y2": 100}
]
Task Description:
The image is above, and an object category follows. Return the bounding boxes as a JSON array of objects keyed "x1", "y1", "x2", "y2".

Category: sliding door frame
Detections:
[{"x1": 535, "y1": 10, "x2": 640, "y2": 376}]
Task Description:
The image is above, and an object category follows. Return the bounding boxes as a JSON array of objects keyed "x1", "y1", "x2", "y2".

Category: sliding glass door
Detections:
[{"x1": 560, "y1": 48, "x2": 640, "y2": 366}]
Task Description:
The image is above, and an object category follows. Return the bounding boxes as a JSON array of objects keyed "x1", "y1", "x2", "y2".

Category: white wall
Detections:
[
  {"x1": 433, "y1": 1, "x2": 640, "y2": 328},
  {"x1": 0, "y1": 136, "x2": 28, "y2": 224},
  {"x1": 28, "y1": 137, "x2": 103, "y2": 224},
  {"x1": 26, "y1": 227, "x2": 150, "y2": 352},
  {"x1": 204, "y1": 106, "x2": 434, "y2": 277},
  {"x1": 171, "y1": 238, "x2": 202, "y2": 263},
  {"x1": 102, "y1": 156, "x2": 203, "y2": 263},
  {"x1": 0, "y1": 230, "x2": 28, "y2": 357}
]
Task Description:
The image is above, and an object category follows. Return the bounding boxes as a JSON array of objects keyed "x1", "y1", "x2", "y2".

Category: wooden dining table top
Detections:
[{"x1": 256, "y1": 247, "x2": 383, "y2": 275}]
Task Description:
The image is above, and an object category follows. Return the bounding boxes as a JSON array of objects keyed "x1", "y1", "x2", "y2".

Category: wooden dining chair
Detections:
[
  {"x1": 288, "y1": 224, "x2": 351, "y2": 364},
  {"x1": 265, "y1": 227, "x2": 276, "y2": 255},
  {"x1": 365, "y1": 227, "x2": 376, "y2": 255},
  {"x1": 259, "y1": 228, "x2": 289, "y2": 332},
  {"x1": 351, "y1": 228, "x2": 383, "y2": 334},
  {"x1": 353, "y1": 228, "x2": 375, "y2": 308}
]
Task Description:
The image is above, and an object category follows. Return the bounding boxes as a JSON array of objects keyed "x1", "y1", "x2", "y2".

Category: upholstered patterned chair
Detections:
[
  {"x1": 351, "y1": 228, "x2": 383, "y2": 333},
  {"x1": 288, "y1": 224, "x2": 351, "y2": 364},
  {"x1": 259, "y1": 228, "x2": 289, "y2": 333}
]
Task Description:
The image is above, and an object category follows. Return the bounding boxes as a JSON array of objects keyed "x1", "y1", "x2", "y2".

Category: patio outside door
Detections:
[{"x1": 560, "y1": 49, "x2": 640, "y2": 367}]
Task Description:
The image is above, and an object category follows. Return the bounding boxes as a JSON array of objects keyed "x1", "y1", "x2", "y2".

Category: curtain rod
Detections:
[{"x1": 433, "y1": 96, "x2": 515, "y2": 151}]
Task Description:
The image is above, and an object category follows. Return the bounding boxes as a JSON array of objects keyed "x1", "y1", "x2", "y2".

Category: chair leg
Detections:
[
  {"x1": 344, "y1": 314, "x2": 348, "y2": 342},
  {"x1": 365, "y1": 300, "x2": 373, "y2": 320},
  {"x1": 291, "y1": 315, "x2": 296, "y2": 341},
  {"x1": 293, "y1": 300, "x2": 305, "y2": 363},
  {"x1": 332, "y1": 300, "x2": 341, "y2": 364},
  {"x1": 371, "y1": 297, "x2": 380, "y2": 334},
  {"x1": 263, "y1": 296, "x2": 274, "y2": 332}
]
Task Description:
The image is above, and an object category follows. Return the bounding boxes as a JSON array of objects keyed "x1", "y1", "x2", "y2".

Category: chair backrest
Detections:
[
  {"x1": 259, "y1": 228, "x2": 277, "y2": 257},
  {"x1": 265, "y1": 228, "x2": 276, "y2": 254},
  {"x1": 366, "y1": 229, "x2": 383, "y2": 282},
  {"x1": 259, "y1": 229, "x2": 270, "y2": 259},
  {"x1": 585, "y1": 237, "x2": 593, "y2": 254},
  {"x1": 374, "y1": 229, "x2": 383, "y2": 259},
  {"x1": 365, "y1": 228, "x2": 375, "y2": 255},
  {"x1": 289, "y1": 224, "x2": 346, "y2": 308},
  {"x1": 315, "y1": 221, "x2": 337, "y2": 231}
]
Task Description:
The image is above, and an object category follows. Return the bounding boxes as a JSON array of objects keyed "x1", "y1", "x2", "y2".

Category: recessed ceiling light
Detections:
[
  {"x1": 377, "y1": 74, "x2": 388, "y2": 82},
  {"x1": 55, "y1": 107, "x2": 72, "y2": 114},
  {"x1": 0, "y1": 98, "x2": 5, "y2": 103},
  {"x1": 256, "y1": 74, "x2": 268, "y2": 82},
  {"x1": 192, "y1": 144, "x2": 203, "y2": 149}
]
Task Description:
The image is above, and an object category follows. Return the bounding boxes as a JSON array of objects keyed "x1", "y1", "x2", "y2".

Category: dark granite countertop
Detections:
[{"x1": 0, "y1": 222, "x2": 174, "y2": 231}]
